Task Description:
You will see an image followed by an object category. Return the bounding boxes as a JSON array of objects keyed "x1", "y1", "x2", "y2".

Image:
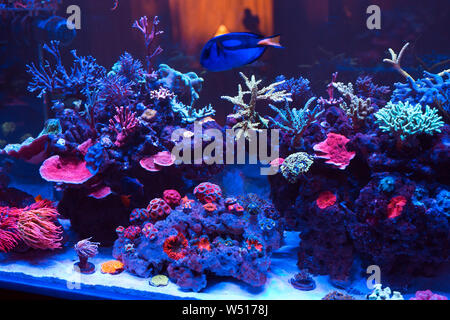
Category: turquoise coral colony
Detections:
[{"x1": 0, "y1": 13, "x2": 448, "y2": 300}]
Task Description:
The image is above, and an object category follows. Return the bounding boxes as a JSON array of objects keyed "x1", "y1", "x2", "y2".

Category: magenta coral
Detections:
[
  {"x1": 410, "y1": 290, "x2": 448, "y2": 300},
  {"x1": 147, "y1": 198, "x2": 172, "y2": 221},
  {"x1": 109, "y1": 106, "x2": 139, "y2": 147},
  {"x1": 163, "y1": 189, "x2": 182, "y2": 208},
  {"x1": 39, "y1": 155, "x2": 94, "y2": 184},
  {"x1": 193, "y1": 182, "x2": 222, "y2": 203},
  {"x1": 313, "y1": 133, "x2": 355, "y2": 170},
  {"x1": 163, "y1": 232, "x2": 188, "y2": 260}
]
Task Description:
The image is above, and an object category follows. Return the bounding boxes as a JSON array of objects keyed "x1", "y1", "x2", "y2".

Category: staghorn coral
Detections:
[
  {"x1": 269, "y1": 97, "x2": 323, "y2": 147},
  {"x1": 383, "y1": 42, "x2": 414, "y2": 80},
  {"x1": 374, "y1": 101, "x2": 444, "y2": 141},
  {"x1": 274, "y1": 75, "x2": 313, "y2": 106},
  {"x1": 280, "y1": 152, "x2": 314, "y2": 183},
  {"x1": 222, "y1": 72, "x2": 292, "y2": 140},
  {"x1": 333, "y1": 81, "x2": 374, "y2": 126}
]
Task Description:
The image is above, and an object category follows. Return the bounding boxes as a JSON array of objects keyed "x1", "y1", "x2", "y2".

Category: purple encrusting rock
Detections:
[{"x1": 112, "y1": 184, "x2": 284, "y2": 292}]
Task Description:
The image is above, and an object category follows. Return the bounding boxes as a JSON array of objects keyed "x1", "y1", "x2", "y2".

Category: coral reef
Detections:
[{"x1": 112, "y1": 184, "x2": 284, "y2": 292}]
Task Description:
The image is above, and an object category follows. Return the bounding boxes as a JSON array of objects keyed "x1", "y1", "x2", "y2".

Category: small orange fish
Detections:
[
  {"x1": 35, "y1": 195, "x2": 43, "y2": 202},
  {"x1": 120, "y1": 195, "x2": 131, "y2": 208}
]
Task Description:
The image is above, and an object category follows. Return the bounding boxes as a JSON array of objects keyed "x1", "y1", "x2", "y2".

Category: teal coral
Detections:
[
  {"x1": 280, "y1": 152, "x2": 314, "y2": 183},
  {"x1": 374, "y1": 101, "x2": 444, "y2": 140},
  {"x1": 268, "y1": 97, "x2": 322, "y2": 146},
  {"x1": 170, "y1": 100, "x2": 216, "y2": 124}
]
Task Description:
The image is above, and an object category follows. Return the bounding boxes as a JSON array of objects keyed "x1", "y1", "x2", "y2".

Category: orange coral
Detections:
[
  {"x1": 203, "y1": 202, "x2": 217, "y2": 212},
  {"x1": 101, "y1": 260, "x2": 124, "y2": 274},
  {"x1": 193, "y1": 237, "x2": 211, "y2": 251}
]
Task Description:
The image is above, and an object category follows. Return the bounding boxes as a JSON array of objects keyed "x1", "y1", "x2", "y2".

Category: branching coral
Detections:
[
  {"x1": 171, "y1": 100, "x2": 216, "y2": 124},
  {"x1": 269, "y1": 97, "x2": 322, "y2": 146},
  {"x1": 383, "y1": 42, "x2": 414, "y2": 80},
  {"x1": 133, "y1": 16, "x2": 163, "y2": 73},
  {"x1": 333, "y1": 81, "x2": 374, "y2": 126},
  {"x1": 27, "y1": 40, "x2": 106, "y2": 98},
  {"x1": 108, "y1": 106, "x2": 139, "y2": 147},
  {"x1": 374, "y1": 101, "x2": 444, "y2": 141},
  {"x1": 221, "y1": 72, "x2": 292, "y2": 140},
  {"x1": 274, "y1": 75, "x2": 313, "y2": 106}
]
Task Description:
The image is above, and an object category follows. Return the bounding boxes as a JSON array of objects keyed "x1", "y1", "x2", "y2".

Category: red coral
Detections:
[
  {"x1": 124, "y1": 225, "x2": 141, "y2": 240},
  {"x1": 246, "y1": 238, "x2": 263, "y2": 252},
  {"x1": 109, "y1": 106, "x2": 139, "y2": 147},
  {"x1": 313, "y1": 133, "x2": 355, "y2": 170},
  {"x1": 147, "y1": 198, "x2": 171, "y2": 221},
  {"x1": 163, "y1": 189, "x2": 181, "y2": 208},
  {"x1": 163, "y1": 232, "x2": 188, "y2": 260},
  {"x1": 193, "y1": 182, "x2": 222, "y2": 203},
  {"x1": 387, "y1": 196, "x2": 407, "y2": 219},
  {"x1": 39, "y1": 155, "x2": 94, "y2": 184},
  {"x1": 410, "y1": 290, "x2": 448, "y2": 300},
  {"x1": 316, "y1": 191, "x2": 337, "y2": 209}
]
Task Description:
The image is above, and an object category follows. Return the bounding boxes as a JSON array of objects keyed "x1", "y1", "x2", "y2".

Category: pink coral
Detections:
[
  {"x1": 316, "y1": 191, "x2": 337, "y2": 209},
  {"x1": 163, "y1": 232, "x2": 188, "y2": 260},
  {"x1": 193, "y1": 182, "x2": 222, "y2": 203},
  {"x1": 109, "y1": 106, "x2": 139, "y2": 147},
  {"x1": 313, "y1": 133, "x2": 355, "y2": 170},
  {"x1": 1, "y1": 135, "x2": 50, "y2": 164},
  {"x1": 163, "y1": 189, "x2": 181, "y2": 208},
  {"x1": 0, "y1": 207, "x2": 20, "y2": 252},
  {"x1": 387, "y1": 196, "x2": 407, "y2": 219},
  {"x1": 147, "y1": 198, "x2": 171, "y2": 221},
  {"x1": 410, "y1": 290, "x2": 447, "y2": 300},
  {"x1": 39, "y1": 155, "x2": 95, "y2": 184},
  {"x1": 139, "y1": 151, "x2": 175, "y2": 172}
]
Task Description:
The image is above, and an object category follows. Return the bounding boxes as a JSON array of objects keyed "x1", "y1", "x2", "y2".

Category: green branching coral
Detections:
[
  {"x1": 280, "y1": 152, "x2": 314, "y2": 183},
  {"x1": 333, "y1": 81, "x2": 373, "y2": 126},
  {"x1": 221, "y1": 72, "x2": 292, "y2": 140},
  {"x1": 268, "y1": 97, "x2": 323, "y2": 146},
  {"x1": 374, "y1": 101, "x2": 444, "y2": 140}
]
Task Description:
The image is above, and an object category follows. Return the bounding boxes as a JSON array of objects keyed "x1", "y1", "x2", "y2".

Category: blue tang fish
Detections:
[{"x1": 200, "y1": 32, "x2": 283, "y2": 71}]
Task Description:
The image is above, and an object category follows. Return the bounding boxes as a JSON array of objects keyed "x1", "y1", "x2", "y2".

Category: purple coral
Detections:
[{"x1": 133, "y1": 16, "x2": 164, "y2": 73}]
